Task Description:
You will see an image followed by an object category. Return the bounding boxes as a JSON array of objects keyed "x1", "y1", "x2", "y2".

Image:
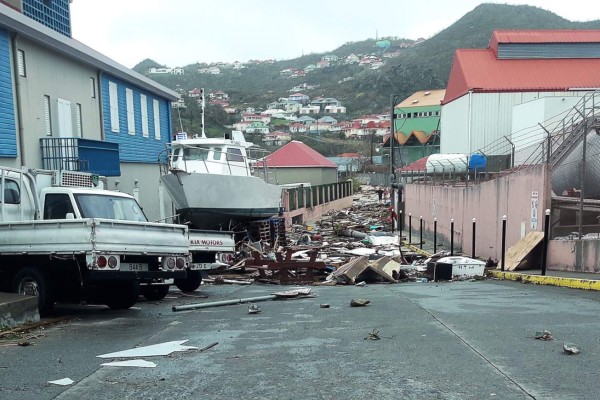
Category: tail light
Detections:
[
  {"x1": 176, "y1": 257, "x2": 186, "y2": 269},
  {"x1": 166, "y1": 257, "x2": 175, "y2": 269},
  {"x1": 97, "y1": 256, "x2": 107, "y2": 269},
  {"x1": 108, "y1": 256, "x2": 118, "y2": 269}
]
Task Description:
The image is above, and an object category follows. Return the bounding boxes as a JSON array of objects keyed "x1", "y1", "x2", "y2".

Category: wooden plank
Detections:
[{"x1": 504, "y1": 231, "x2": 544, "y2": 271}]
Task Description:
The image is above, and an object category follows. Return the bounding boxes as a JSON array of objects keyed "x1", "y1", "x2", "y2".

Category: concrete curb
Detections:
[
  {"x1": 490, "y1": 270, "x2": 600, "y2": 291},
  {"x1": 0, "y1": 293, "x2": 40, "y2": 329}
]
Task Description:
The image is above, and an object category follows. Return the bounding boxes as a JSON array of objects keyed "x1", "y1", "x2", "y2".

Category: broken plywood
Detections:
[
  {"x1": 330, "y1": 256, "x2": 396, "y2": 284},
  {"x1": 504, "y1": 231, "x2": 544, "y2": 271}
]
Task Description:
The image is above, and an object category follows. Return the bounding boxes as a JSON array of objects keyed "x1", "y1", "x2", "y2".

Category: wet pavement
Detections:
[{"x1": 2, "y1": 280, "x2": 600, "y2": 399}]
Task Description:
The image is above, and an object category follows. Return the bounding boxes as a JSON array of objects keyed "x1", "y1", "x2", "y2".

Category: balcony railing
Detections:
[{"x1": 40, "y1": 138, "x2": 121, "y2": 176}]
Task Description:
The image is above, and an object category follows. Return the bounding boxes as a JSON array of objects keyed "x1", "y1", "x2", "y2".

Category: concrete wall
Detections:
[
  {"x1": 14, "y1": 36, "x2": 102, "y2": 168},
  {"x1": 282, "y1": 196, "x2": 353, "y2": 227},
  {"x1": 273, "y1": 167, "x2": 338, "y2": 186},
  {"x1": 106, "y1": 163, "x2": 171, "y2": 223},
  {"x1": 548, "y1": 240, "x2": 600, "y2": 272},
  {"x1": 403, "y1": 164, "x2": 550, "y2": 260}
]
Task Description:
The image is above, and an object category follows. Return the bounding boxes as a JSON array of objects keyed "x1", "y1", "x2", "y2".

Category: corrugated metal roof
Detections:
[
  {"x1": 442, "y1": 48, "x2": 600, "y2": 104},
  {"x1": 0, "y1": 4, "x2": 178, "y2": 100},
  {"x1": 258, "y1": 140, "x2": 337, "y2": 168},
  {"x1": 490, "y1": 30, "x2": 600, "y2": 52},
  {"x1": 396, "y1": 89, "x2": 446, "y2": 108}
]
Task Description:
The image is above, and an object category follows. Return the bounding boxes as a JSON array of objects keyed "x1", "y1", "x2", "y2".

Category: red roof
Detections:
[
  {"x1": 443, "y1": 49, "x2": 600, "y2": 104},
  {"x1": 400, "y1": 156, "x2": 428, "y2": 172},
  {"x1": 338, "y1": 152, "x2": 362, "y2": 158},
  {"x1": 489, "y1": 30, "x2": 600, "y2": 53},
  {"x1": 258, "y1": 141, "x2": 337, "y2": 168}
]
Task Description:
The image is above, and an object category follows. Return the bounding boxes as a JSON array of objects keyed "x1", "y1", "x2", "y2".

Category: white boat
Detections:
[{"x1": 160, "y1": 131, "x2": 282, "y2": 229}]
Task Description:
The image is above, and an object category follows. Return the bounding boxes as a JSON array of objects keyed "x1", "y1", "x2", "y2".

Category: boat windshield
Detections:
[
  {"x1": 74, "y1": 194, "x2": 148, "y2": 222},
  {"x1": 183, "y1": 147, "x2": 210, "y2": 161}
]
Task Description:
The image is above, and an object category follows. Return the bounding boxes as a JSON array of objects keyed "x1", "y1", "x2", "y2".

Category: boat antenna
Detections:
[{"x1": 200, "y1": 87, "x2": 206, "y2": 138}]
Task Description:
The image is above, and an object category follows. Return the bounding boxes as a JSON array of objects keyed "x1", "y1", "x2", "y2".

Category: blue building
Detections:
[{"x1": 0, "y1": 1, "x2": 179, "y2": 220}]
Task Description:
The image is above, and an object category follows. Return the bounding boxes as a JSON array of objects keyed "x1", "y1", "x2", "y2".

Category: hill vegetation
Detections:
[{"x1": 134, "y1": 3, "x2": 600, "y2": 154}]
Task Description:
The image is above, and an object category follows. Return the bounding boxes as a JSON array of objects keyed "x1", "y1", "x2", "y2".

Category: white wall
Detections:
[{"x1": 441, "y1": 91, "x2": 586, "y2": 155}]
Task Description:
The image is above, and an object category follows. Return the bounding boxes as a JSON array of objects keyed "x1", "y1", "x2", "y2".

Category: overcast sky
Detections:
[{"x1": 70, "y1": 0, "x2": 600, "y2": 68}]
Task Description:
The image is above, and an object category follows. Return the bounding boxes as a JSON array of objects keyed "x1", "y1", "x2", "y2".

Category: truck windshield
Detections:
[{"x1": 74, "y1": 194, "x2": 148, "y2": 222}]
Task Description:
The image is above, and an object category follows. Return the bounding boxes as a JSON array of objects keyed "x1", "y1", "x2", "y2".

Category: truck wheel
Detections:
[
  {"x1": 106, "y1": 282, "x2": 139, "y2": 310},
  {"x1": 12, "y1": 267, "x2": 55, "y2": 317},
  {"x1": 141, "y1": 284, "x2": 170, "y2": 301},
  {"x1": 174, "y1": 271, "x2": 202, "y2": 292}
]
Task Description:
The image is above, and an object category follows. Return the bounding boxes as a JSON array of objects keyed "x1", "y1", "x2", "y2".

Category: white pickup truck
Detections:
[{"x1": 0, "y1": 166, "x2": 190, "y2": 315}]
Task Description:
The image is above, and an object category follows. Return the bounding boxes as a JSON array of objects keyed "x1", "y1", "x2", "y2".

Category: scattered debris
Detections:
[
  {"x1": 101, "y1": 360, "x2": 157, "y2": 368},
  {"x1": 355, "y1": 281, "x2": 366, "y2": 286},
  {"x1": 534, "y1": 330, "x2": 554, "y2": 341},
  {"x1": 320, "y1": 304, "x2": 330, "y2": 308},
  {"x1": 563, "y1": 343, "x2": 580, "y2": 355},
  {"x1": 350, "y1": 298, "x2": 370, "y2": 307},
  {"x1": 248, "y1": 304, "x2": 261, "y2": 314},
  {"x1": 48, "y1": 378, "x2": 74, "y2": 386},
  {"x1": 199, "y1": 342, "x2": 219, "y2": 352},
  {"x1": 364, "y1": 329, "x2": 381, "y2": 340},
  {"x1": 97, "y1": 340, "x2": 198, "y2": 359}
]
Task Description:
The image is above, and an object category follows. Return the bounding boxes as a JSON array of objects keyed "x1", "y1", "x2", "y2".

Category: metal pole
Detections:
[
  {"x1": 408, "y1": 213, "x2": 412, "y2": 244},
  {"x1": 501, "y1": 215, "x2": 507, "y2": 271},
  {"x1": 541, "y1": 209, "x2": 550, "y2": 276},
  {"x1": 472, "y1": 218, "x2": 476, "y2": 258},
  {"x1": 419, "y1": 215, "x2": 423, "y2": 250},
  {"x1": 398, "y1": 210, "x2": 403, "y2": 237},
  {"x1": 450, "y1": 218, "x2": 454, "y2": 256},
  {"x1": 433, "y1": 218, "x2": 437, "y2": 253},
  {"x1": 172, "y1": 295, "x2": 277, "y2": 312}
]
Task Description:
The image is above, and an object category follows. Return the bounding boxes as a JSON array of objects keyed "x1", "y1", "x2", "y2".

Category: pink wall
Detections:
[
  {"x1": 403, "y1": 164, "x2": 550, "y2": 260},
  {"x1": 548, "y1": 240, "x2": 600, "y2": 272}
]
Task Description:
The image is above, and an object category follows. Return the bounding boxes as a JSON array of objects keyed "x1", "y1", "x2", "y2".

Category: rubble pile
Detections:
[{"x1": 208, "y1": 186, "x2": 489, "y2": 286}]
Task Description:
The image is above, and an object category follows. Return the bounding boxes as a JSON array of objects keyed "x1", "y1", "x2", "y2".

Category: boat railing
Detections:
[{"x1": 162, "y1": 143, "x2": 279, "y2": 184}]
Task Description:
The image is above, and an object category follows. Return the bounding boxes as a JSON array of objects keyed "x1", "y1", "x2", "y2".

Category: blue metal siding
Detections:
[
  {"x1": 0, "y1": 29, "x2": 17, "y2": 157},
  {"x1": 498, "y1": 43, "x2": 600, "y2": 59},
  {"x1": 22, "y1": 0, "x2": 71, "y2": 37},
  {"x1": 101, "y1": 74, "x2": 172, "y2": 163}
]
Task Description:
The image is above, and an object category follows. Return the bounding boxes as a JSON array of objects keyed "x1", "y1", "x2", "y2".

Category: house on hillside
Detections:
[
  {"x1": 245, "y1": 122, "x2": 269, "y2": 134},
  {"x1": 441, "y1": 30, "x2": 600, "y2": 156},
  {"x1": 256, "y1": 141, "x2": 338, "y2": 185},
  {"x1": 0, "y1": 1, "x2": 178, "y2": 222},
  {"x1": 382, "y1": 89, "x2": 444, "y2": 166},
  {"x1": 262, "y1": 131, "x2": 291, "y2": 146},
  {"x1": 241, "y1": 113, "x2": 271, "y2": 124},
  {"x1": 288, "y1": 93, "x2": 310, "y2": 104}
]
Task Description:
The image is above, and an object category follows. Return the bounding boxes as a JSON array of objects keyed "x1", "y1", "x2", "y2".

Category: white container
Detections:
[{"x1": 436, "y1": 256, "x2": 486, "y2": 277}]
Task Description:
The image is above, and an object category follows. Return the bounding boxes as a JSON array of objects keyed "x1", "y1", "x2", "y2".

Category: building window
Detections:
[
  {"x1": 126, "y1": 88, "x2": 135, "y2": 135},
  {"x1": 44, "y1": 95, "x2": 52, "y2": 136},
  {"x1": 90, "y1": 77, "x2": 96, "y2": 98},
  {"x1": 140, "y1": 94, "x2": 149, "y2": 137},
  {"x1": 153, "y1": 99, "x2": 161, "y2": 139},
  {"x1": 17, "y1": 49, "x2": 26, "y2": 77},
  {"x1": 108, "y1": 81, "x2": 119, "y2": 132},
  {"x1": 75, "y1": 103, "x2": 82, "y2": 137}
]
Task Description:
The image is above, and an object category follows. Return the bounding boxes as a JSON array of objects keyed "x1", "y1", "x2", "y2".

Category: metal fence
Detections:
[{"x1": 284, "y1": 181, "x2": 353, "y2": 212}]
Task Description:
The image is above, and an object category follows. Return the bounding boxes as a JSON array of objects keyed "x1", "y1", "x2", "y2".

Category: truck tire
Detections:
[
  {"x1": 141, "y1": 284, "x2": 170, "y2": 301},
  {"x1": 12, "y1": 267, "x2": 55, "y2": 317},
  {"x1": 105, "y1": 282, "x2": 139, "y2": 310},
  {"x1": 174, "y1": 270, "x2": 202, "y2": 292}
]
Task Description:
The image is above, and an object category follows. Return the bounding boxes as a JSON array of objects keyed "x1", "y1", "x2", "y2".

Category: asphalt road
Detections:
[{"x1": 2, "y1": 279, "x2": 600, "y2": 400}]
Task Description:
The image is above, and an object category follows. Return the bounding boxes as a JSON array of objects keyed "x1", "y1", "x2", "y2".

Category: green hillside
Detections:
[{"x1": 134, "y1": 3, "x2": 600, "y2": 140}]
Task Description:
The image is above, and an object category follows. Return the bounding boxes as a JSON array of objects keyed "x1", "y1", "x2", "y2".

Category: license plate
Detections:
[
  {"x1": 124, "y1": 263, "x2": 148, "y2": 271},
  {"x1": 191, "y1": 263, "x2": 217, "y2": 270}
]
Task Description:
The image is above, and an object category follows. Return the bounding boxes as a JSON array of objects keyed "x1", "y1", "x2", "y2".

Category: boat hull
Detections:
[{"x1": 161, "y1": 172, "x2": 282, "y2": 229}]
